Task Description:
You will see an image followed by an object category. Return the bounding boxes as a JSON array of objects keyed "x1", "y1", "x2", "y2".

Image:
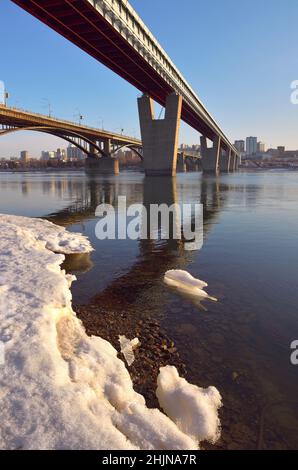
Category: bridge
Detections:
[
  {"x1": 0, "y1": 104, "x2": 200, "y2": 173},
  {"x1": 11, "y1": 0, "x2": 240, "y2": 175},
  {"x1": 0, "y1": 104, "x2": 143, "y2": 174}
]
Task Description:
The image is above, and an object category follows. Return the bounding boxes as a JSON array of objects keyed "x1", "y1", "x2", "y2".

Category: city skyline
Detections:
[{"x1": 1, "y1": 0, "x2": 298, "y2": 158}]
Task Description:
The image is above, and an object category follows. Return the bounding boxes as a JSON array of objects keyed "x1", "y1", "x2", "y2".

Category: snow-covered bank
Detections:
[
  {"x1": 0, "y1": 214, "x2": 222, "y2": 450},
  {"x1": 0, "y1": 214, "x2": 93, "y2": 254}
]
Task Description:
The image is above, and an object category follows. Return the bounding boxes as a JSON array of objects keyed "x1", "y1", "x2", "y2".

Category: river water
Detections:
[{"x1": 0, "y1": 169, "x2": 297, "y2": 449}]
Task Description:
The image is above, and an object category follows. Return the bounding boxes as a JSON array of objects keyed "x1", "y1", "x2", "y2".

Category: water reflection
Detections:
[{"x1": 47, "y1": 174, "x2": 228, "y2": 309}]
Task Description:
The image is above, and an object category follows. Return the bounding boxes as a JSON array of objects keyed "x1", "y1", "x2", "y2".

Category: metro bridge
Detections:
[{"x1": 10, "y1": 0, "x2": 240, "y2": 175}]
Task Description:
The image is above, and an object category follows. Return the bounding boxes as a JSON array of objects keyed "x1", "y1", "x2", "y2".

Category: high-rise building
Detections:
[
  {"x1": 41, "y1": 150, "x2": 56, "y2": 160},
  {"x1": 246, "y1": 137, "x2": 258, "y2": 156},
  {"x1": 20, "y1": 150, "x2": 29, "y2": 162},
  {"x1": 56, "y1": 148, "x2": 67, "y2": 161},
  {"x1": 67, "y1": 144, "x2": 84, "y2": 161},
  {"x1": 257, "y1": 142, "x2": 266, "y2": 153},
  {"x1": 234, "y1": 140, "x2": 245, "y2": 153}
]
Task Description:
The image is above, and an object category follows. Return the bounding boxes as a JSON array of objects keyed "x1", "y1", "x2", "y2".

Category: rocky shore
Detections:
[{"x1": 75, "y1": 303, "x2": 187, "y2": 409}]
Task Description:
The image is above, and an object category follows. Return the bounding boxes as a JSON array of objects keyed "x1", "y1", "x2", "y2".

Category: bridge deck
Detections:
[
  {"x1": 0, "y1": 105, "x2": 141, "y2": 146},
  {"x1": 11, "y1": 0, "x2": 238, "y2": 154}
]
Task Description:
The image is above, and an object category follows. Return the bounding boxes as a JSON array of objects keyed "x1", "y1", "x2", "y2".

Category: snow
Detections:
[
  {"x1": 0, "y1": 214, "x2": 93, "y2": 254},
  {"x1": 0, "y1": 214, "x2": 222, "y2": 450},
  {"x1": 118, "y1": 336, "x2": 140, "y2": 366},
  {"x1": 157, "y1": 366, "x2": 222, "y2": 444},
  {"x1": 164, "y1": 269, "x2": 217, "y2": 302}
]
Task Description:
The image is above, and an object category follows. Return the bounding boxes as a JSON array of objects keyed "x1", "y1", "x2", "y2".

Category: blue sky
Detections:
[{"x1": 1, "y1": 0, "x2": 298, "y2": 158}]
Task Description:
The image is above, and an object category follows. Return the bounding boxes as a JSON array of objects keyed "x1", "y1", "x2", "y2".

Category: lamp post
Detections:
[
  {"x1": 4, "y1": 91, "x2": 9, "y2": 107},
  {"x1": 42, "y1": 99, "x2": 52, "y2": 117}
]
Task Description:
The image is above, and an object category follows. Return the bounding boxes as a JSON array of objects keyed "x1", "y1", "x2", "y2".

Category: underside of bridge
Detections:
[
  {"x1": 0, "y1": 118, "x2": 143, "y2": 175},
  {"x1": 11, "y1": 0, "x2": 215, "y2": 141},
  {"x1": 11, "y1": 0, "x2": 240, "y2": 176}
]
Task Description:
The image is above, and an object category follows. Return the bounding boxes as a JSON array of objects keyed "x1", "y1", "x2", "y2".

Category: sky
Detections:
[{"x1": 0, "y1": 0, "x2": 298, "y2": 158}]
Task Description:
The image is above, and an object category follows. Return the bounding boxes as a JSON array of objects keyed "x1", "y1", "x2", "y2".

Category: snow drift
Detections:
[{"x1": 0, "y1": 214, "x2": 222, "y2": 450}]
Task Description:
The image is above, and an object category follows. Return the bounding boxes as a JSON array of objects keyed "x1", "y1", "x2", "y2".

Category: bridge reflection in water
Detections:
[{"x1": 44, "y1": 173, "x2": 229, "y2": 311}]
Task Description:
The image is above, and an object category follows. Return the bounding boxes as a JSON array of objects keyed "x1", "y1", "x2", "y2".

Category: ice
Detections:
[
  {"x1": 164, "y1": 269, "x2": 217, "y2": 302},
  {"x1": 0, "y1": 214, "x2": 223, "y2": 450},
  {"x1": 156, "y1": 366, "x2": 222, "y2": 445},
  {"x1": 118, "y1": 335, "x2": 140, "y2": 366},
  {"x1": 164, "y1": 270, "x2": 208, "y2": 289}
]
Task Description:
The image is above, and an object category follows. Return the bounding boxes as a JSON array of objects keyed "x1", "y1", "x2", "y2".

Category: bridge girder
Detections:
[
  {"x1": 112, "y1": 143, "x2": 143, "y2": 161},
  {"x1": 0, "y1": 125, "x2": 142, "y2": 159}
]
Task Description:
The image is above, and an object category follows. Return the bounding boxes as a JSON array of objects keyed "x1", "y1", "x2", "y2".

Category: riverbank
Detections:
[
  {"x1": 0, "y1": 214, "x2": 222, "y2": 450},
  {"x1": 75, "y1": 303, "x2": 187, "y2": 409}
]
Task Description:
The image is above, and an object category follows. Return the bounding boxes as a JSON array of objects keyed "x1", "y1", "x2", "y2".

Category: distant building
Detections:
[
  {"x1": 20, "y1": 150, "x2": 29, "y2": 163},
  {"x1": 67, "y1": 144, "x2": 84, "y2": 161},
  {"x1": 246, "y1": 137, "x2": 258, "y2": 156},
  {"x1": 277, "y1": 146, "x2": 285, "y2": 156},
  {"x1": 41, "y1": 150, "x2": 56, "y2": 160},
  {"x1": 41, "y1": 151, "x2": 49, "y2": 161},
  {"x1": 234, "y1": 140, "x2": 245, "y2": 153},
  {"x1": 257, "y1": 142, "x2": 266, "y2": 153},
  {"x1": 56, "y1": 148, "x2": 67, "y2": 161}
]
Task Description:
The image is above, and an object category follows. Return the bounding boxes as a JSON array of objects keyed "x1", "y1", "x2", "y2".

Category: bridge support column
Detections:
[
  {"x1": 138, "y1": 93, "x2": 182, "y2": 176},
  {"x1": 200, "y1": 135, "x2": 221, "y2": 173},
  {"x1": 85, "y1": 137, "x2": 119, "y2": 175},
  {"x1": 235, "y1": 154, "x2": 240, "y2": 170},
  {"x1": 85, "y1": 156, "x2": 119, "y2": 175},
  {"x1": 104, "y1": 138, "x2": 112, "y2": 156},
  {"x1": 220, "y1": 147, "x2": 231, "y2": 172},
  {"x1": 229, "y1": 152, "x2": 237, "y2": 171},
  {"x1": 177, "y1": 153, "x2": 187, "y2": 172}
]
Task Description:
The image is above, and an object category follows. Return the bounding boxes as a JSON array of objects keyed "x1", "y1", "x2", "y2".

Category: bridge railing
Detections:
[{"x1": 0, "y1": 104, "x2": 141, "y2": 144}]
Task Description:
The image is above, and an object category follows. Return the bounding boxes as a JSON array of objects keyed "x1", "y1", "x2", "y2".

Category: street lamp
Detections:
[
  {"x1": 42, "y1": 98, "x2": 52, "y2": 117},
  {"x1": 4, "y1": 91, "x2": 9, "y2": 106},
  {"x1": 74, "y1": 108, "x2": 84, "y2": 125}
]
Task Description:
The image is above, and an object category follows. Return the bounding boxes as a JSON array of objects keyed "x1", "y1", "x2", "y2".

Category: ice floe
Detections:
[
  {"x1": 0, "y1": 214, "x2": 222, "y2": 450},
  {"x1": 164, "y1": 269, "x2": 217, "y2": 302}
]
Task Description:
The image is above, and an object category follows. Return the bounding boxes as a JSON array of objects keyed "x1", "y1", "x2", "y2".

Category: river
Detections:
[{"x1": 0, "y1": 168, "x2": 297, "y2": 449}]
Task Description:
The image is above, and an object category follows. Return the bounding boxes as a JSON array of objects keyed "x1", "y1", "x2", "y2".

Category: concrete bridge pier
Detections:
[
  {"x1": 220, "y1": 147, "x2": 231, "y2": 172},
  {"x1": 185, "y1": 157, "x2": 198, "y2": 172},
  {"x1": 85, "y1": 156, "x2": 119, "y2": 175},
  {"x1": 235, "y1": 154, "x2": 240, "y2": 171},
  {"x1": 200, "y1": 135, "x2": 221, "y2": 173},
  {"x1": 229, "y1": 152, "x2": 237, "y2": 171},
  {"x1": 138, "y1": 93, "x2": 182, "y2": 176},
  {"x1": 85, "y1": 138, "x2": 119, "y2": 175},
  {"x1": 177, "y1": 153, "x2": 187, "y2": 172}
]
